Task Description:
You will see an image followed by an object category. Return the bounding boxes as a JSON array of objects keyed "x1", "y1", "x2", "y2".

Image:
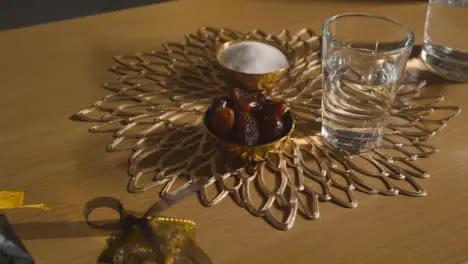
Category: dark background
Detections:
[{"x1": 0, "y1": 0, "x2": 166, "y2": 31}]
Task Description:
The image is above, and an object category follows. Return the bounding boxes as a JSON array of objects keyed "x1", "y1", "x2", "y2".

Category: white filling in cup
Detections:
[{"x1": 217, "y1": 41, "x2": 289, "y2": 74}]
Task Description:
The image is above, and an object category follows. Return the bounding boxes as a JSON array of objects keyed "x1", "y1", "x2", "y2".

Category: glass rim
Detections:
[{"x1": 322, "y1": 12, "x2": 415, "y2": 55}]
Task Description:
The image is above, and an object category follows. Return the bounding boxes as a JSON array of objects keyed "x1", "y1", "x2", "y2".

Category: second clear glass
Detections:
[
  {"x1": 321, "y1": 13, "x2": 414, "y2": 153},
  {"x1": 421, "y1": 0, "x2": 468, "y2": 82}
]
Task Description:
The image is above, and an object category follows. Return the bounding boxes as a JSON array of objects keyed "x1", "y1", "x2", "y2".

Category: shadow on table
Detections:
[
  {"x1": 0, "y1": 0, "x2": 171, "y2": 31},
  {"x1": 255, "y1": 0, "x2": 426, "y2": 4},
  {"x1": 405, "y1": 45, "x2": 458, "y2": 97},
  {"x1": 13, "y1": 220, "x2": 113, "y2": 240}
]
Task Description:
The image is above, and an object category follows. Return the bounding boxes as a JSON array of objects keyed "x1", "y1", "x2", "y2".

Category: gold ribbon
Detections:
[
  {"x1": 0, "y1": 191, "x2": 49, "y2": 210},
  {"x1": 85, "y1": 178, "x2": 212, "y2": 264}
]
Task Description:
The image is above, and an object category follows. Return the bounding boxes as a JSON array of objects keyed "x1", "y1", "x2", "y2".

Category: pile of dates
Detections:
[{"x1": 206, "y1": 88, "x2": 290, "y2": 146}]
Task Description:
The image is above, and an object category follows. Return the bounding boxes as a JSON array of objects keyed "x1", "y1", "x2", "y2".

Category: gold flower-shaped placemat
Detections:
[{"x1": 75, "y1": 27, "x2": 460, "y2": 230}]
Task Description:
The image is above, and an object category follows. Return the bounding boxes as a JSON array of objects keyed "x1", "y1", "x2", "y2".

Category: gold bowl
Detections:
[
  {"x1": 215, "y1": 40, "x2": 291, "y2": 92},
  {"x1": 203, "y1": 110, "x2": 295, "y2": 162}
]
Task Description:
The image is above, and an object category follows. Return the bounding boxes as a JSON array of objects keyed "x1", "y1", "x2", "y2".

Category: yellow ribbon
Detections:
[{"x1": 0, "y1": 191, "x2": 49, "y2": 210}]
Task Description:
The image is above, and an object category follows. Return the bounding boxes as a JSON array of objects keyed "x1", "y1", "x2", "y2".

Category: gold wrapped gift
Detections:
[
  {"x1": 85, "y1": 180, "x2": 211, "y2": 264},
  {"x1": 98, "y1": 216, "x2": 196, "y2": 264}
]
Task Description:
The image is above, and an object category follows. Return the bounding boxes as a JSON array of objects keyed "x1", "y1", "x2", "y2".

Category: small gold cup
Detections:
[
  {"x1": 203, "y1": 110, "x2": 295, "y2": 162},
  {"x1": 215, "y1": 40, "x2": 291, "y2": 92}
]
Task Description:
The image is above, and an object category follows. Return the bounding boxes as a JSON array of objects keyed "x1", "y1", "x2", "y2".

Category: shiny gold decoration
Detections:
[
  {"x1": 100, "y1": 217, "x2": 195, "y2": 264},
  {"x1": 203, "y1": 110, "x2": 295, "y2": 162},
  {"x1": 0, "y1": 191, "x2": 49, "y2": 210},
  {"x1": 154, "y1": 217, "x2": 196, "y2": 264},
  {"x1": 215, "y1": 40, "x2": 291, "y2": 92},
  {"x1": 75, "y1": 27, "x2": 460, "y2": 230},
  {"x1": 84, "y1": 192, "x2": 206, "y2": 264}
]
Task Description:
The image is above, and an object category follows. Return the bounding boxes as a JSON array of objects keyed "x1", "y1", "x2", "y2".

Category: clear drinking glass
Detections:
[
  {"x1": 321, "y1": 13, "x2": 414, "y2": 153},
  {"x1": 421, "y1": 0, "x2": 468, "y2": 82}
]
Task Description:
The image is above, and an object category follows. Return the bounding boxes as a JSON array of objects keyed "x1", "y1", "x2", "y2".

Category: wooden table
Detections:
[{"x1": 1, "y1": 0, "x2": 467, "y2": 263}]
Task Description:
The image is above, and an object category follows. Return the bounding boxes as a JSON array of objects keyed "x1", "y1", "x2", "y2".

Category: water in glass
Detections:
[
  {"x1": 321, "y1": 13, "x2": 413, "y2": 153},
  {"x1": 422, "y1": 0, "x2": 468, "y2": 81},
  {"x1": 322, "y1": 52, "x2": 398, "y2": 153}
]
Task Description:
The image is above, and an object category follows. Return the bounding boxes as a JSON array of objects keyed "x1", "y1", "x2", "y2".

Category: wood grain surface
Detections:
[{"x1": 1, "y1": 0, "x2": 467, "y2": 263}]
